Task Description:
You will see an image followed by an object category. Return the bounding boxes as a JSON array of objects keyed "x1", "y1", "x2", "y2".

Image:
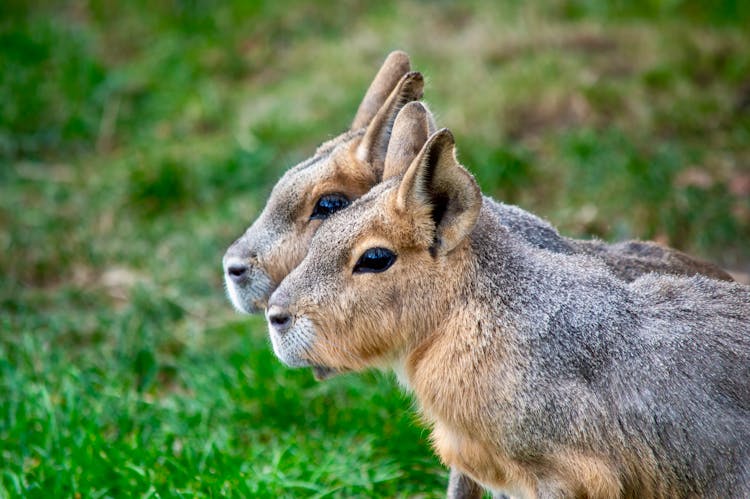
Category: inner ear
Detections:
[
  {"x1": 424, "y1": 150, "x2": 448, "y2": 226},
  {"x1": 424, "y1": 151, "x2": 449, "y2": 253},
  {"x1": 428, "y1": 193, "x2": 449, "y2": 256},
  {"x1": 430, "y1": 195, "x2": 449, "y2": 228}
]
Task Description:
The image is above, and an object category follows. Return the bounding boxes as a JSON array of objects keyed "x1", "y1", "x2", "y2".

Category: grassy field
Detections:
[{"x1": 2, "y1": 1, "x2": 749, "y2": 497}]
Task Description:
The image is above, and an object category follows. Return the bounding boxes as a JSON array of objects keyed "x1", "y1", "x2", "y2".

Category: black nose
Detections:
[
  {"x1": 226, "y1": 263, "x2": 249, "y2": 283},
  {"x1": 267, "y1": 306, "x2": 293, "y2": 335}
]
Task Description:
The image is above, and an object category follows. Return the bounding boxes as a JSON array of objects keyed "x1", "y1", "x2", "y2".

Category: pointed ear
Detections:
[
  {"x1": 355, "y1": 71, "x2": 424, "y2": 175},
  {"x1": 395, "y1": 129, "x2": 482, "y2": 255},
  {"x1": 382, "y1": 101, "x2": 435, "y2": 181},
  {"x1": 351, "y1": 51, "x2": 411, "y2": 130}
]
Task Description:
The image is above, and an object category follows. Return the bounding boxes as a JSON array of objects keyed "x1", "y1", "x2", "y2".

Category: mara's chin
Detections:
[
  {"x1": 311, "y1": 366, "x2": 339, "y2": 381},
  {"x1": 224, "y1": 277, "x2": 273, "y2": 315},
  {"x1": 267, "y1": 315, "x2": 314, "y2": 365},
  {"x1": 236, "y1": 299, "x2": 266, "y2": 315},
  {"x1": 235, "y1": 300, "x2": 267, "y2": 315},
  {"x1": 269, "y1": 334, "x2": 313, "y2": 369}
]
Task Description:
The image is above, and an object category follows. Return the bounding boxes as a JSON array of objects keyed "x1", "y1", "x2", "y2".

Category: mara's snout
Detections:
[
  {"x1": 266, "y1": 304, "x2": 293, "y2": 336},
  {"x1": 222, "y1": 251, "x2": 274, "y2": 314},
  {"x1": 264, "y1": 296, "x2": 313, "y2": 369},
  {"x1": 265, "y1": 296, "x2": 339, "y2": 381}
]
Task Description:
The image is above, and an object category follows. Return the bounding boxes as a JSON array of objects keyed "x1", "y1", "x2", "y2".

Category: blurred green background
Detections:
[{"x1": 2, "y1": 0, "x2": 749, "y2": 497}]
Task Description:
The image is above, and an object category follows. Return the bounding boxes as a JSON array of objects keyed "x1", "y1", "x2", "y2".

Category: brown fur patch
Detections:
[
  {"x1": 432, "y1": 421, "x2": 535, "y2": 495},
  {"x1": 551, "y1": 452, "x2": 622, "y2": 498}
]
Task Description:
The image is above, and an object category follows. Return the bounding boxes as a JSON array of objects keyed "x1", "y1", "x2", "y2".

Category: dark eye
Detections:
[
  {"x1": 310, "y1": 194, "x2": 350, "y2": 220},
  {"x1": 353, "y1": 247, "x2": 397, "y2": 274}
]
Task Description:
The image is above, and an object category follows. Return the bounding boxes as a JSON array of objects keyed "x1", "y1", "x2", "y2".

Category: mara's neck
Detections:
[{"x1": 397, "y1": 205, "x2": 522, "y2": 427}]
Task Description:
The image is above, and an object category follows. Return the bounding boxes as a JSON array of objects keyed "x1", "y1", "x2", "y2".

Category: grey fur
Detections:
[
  {"x1": 483, "y1": 198, "x2": 733, "y2": 282},
  {"x1": 267, "y1": 131, "x2": 750, "y2": 497},
  {"x1": 448, "y1": 467, "x2": 488, "y2": 499},
  {"x1": 455, "y1": 207, "x2": 750, "y2": 496}
]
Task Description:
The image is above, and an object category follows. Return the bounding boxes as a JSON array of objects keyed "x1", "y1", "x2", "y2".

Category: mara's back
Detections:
[
  {"x1": 469, "y1": 209, "x2": 750, "y2": 497},
  {"x1": 483, "y1": 197, "x2": 734, "y2": 282}
]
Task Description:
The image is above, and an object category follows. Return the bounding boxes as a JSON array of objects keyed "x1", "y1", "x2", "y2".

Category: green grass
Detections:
[{"x1": 2, "y1": 1, "x2": 750, "y2": 497}]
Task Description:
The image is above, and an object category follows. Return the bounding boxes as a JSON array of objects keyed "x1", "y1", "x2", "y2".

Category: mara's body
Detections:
[
  {"x1": 411, "y1": 205, "x2": 750, "y2": 497},
  {"x1": 265, "y1": 128, "x2": 750, "y2": 498}
]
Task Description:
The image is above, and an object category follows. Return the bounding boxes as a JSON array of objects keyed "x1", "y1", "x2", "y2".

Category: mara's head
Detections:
[
  {"x1": 223, "y1": 51, "x2": 427, "y2": 313},
  {"x1": 265, "y1": 127, "x2": 482, "y2": 379}
]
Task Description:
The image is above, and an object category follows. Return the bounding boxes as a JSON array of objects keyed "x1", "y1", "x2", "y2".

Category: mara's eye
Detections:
[
  {"x1": 310, "y1": 194, "x2": 350, "y2": 220},
  {"x1": 353, "y1": 247, "x2": 397, "y2": 274}
]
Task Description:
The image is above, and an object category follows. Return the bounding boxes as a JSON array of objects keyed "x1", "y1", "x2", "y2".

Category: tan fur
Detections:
[
  {"x1": 260, "y1": 149, "x2": 376, "y2": 286},
  {"x1": 434, "y1": 422, "x2": 535, "y2": 496},
  {"x1": 223, "y1": 52, "x2": 423, "y2": 313},
  {"x1": 410, "y1": 314, "x2": 630, "y2": 498}
]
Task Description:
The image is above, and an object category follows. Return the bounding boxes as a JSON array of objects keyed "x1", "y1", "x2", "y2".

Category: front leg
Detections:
[
  {"x1": 446, "y1": 467, "x2": 511, "y2": 499},
  {"x1": 447, "y1": 467, "x2": 484, "y2": 499}
]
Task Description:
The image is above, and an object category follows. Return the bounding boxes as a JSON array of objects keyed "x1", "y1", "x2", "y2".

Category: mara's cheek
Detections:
[{"x1": 264, "y1": 242, "x2": 305, "y2": 285}]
